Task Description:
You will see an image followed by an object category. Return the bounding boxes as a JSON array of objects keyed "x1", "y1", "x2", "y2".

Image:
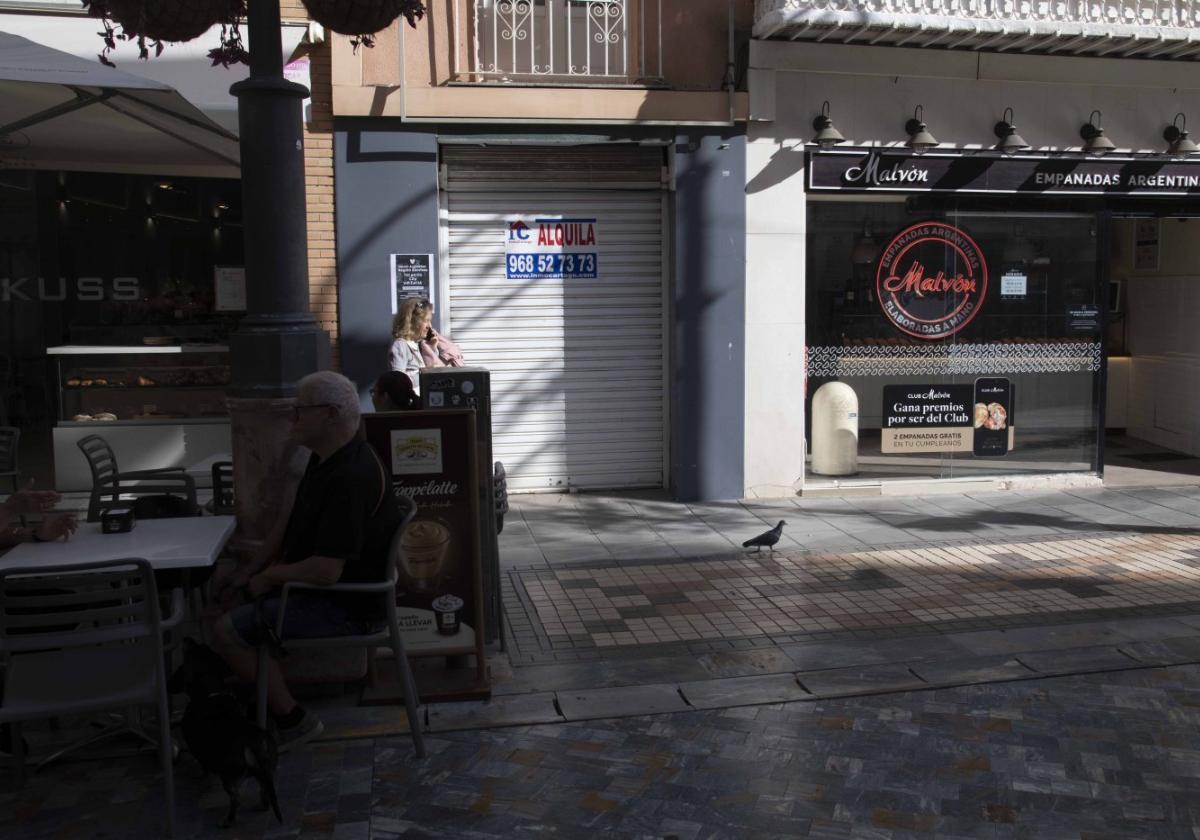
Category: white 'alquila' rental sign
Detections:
[{"x1": 504, "y1": 216, "x2": 599, "y2": 280}]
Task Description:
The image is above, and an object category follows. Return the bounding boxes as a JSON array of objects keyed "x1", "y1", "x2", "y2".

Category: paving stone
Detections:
[
  {"x1": 949, "y1": 620, "x2": 1188, "y2": 656},
  {"x1": 1120, "y1": 635, "x2": 1200, "y2": 666},
  {"x1": 695, "y1": 648, "x2": 799, "y2": 678},
  {"x1": 425, "y1": 692, "x2": 564, "y2": 732},
  {"x1": 798, "y1": 663, "x2": 927, "y2": 697},
  {"x1": 678, "y1": 673, "x2": 811, "y2": 710},
  {"x1": 1014, "y1": 645, "x2": 1140, "y2": 675},
  {"x1": 556, "y1": 683, "x2": 690, "y2": 721},
  {"x1": 908, "y1": 655, "x2": 1035, "y2": 686},
  {"x1": 781, "y1": 635, "x2": 972, "y2": 671},
  {"x1": 316, "y1": 704, "x2": 412, "y2": 739}
]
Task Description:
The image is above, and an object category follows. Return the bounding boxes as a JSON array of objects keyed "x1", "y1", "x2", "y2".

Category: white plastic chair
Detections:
[
  {"x1": 0, "y1": 559, "x2": 181, "y2": 836},
  {"x1": 255, "y1": 498, "x2": 426, "y2": 759}
]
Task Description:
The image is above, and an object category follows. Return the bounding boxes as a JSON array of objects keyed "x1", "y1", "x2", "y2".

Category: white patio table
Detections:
[
  {"x1": 0, "y1": 515, "x2": 236, "y2": 574},
  {"x1": 0, "y1": 515, "x2": 237, "y2": 768}
]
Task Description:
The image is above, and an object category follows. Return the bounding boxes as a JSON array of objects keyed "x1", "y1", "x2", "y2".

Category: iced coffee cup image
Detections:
[{"x1": 400, "y1": 519, "x2": 452, "y2": 591}]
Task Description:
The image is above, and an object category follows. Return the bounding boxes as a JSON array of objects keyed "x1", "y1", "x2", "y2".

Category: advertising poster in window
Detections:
[
  {"x1": 504, "y1": 216, "x2": 599, "y2": 279},
  {"x1": 213, "y1": 266, "x2": 246, "y2": 311},
  {"x1": 883, "y1": 383, "x2": 1015, "y2": 453},
  {"x1": 882, "y1": 385, "x2": 974, "y2": 453},
  {"x1": 1134, "y1": 219, "x2": 1160, "y2": 271},
  {"x1": 362, "y1": 410, "x2": 486, "y2": 685},
  {"x1": 973, "y1": 378, "x2": 1014, "y2": 457}
]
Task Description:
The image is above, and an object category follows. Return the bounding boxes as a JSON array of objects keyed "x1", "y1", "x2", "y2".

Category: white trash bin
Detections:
[{"x1": 811, "y1": 382, "x2": 859, "y2": 476}]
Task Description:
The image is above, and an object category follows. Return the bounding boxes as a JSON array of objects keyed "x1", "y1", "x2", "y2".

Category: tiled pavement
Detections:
[
  {"x1": 12, "y1": 483, "x2": 1200, "y2": 835},
  {"x1": 494, "y1": 486, "x2": 1200, "y2": 687}
]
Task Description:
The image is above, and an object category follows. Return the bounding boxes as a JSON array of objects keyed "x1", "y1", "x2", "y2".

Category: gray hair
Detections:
[{"x1": 297, "y1": 371, "x2": 360, "y2": 428}]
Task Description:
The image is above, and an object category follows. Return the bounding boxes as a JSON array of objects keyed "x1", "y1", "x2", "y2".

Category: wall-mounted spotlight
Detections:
[
  {"x1": 811, "y1": 101, "x2": 845, "y2": 149},
  {"x1": 1164, "y1": 113, "x2": 1199, "y2": 156},
  {"x1": 1079, "y1": 110, "x2": 1115, "y2": 156},
  {"x1": 904, "y1": 105, "x2": 939, "y2": 153},
  {"x1": 993, "y1": 107, "x2": 1030, "y2": 154}
]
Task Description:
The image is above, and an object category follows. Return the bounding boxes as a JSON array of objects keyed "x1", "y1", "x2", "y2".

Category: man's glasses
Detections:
[{"x1": 292, "y1": 403, "x2": 335, "y2": 421}]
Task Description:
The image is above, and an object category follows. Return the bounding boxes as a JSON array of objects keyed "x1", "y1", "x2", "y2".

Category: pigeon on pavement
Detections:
[{"x1": 743, "y1": 520, "x2": 786, "y2": 553}]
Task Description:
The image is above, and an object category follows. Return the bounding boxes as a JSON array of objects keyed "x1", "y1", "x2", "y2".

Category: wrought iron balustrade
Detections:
[{"x1": 454, "y1": 0, "x2": 664, "y2": 84}]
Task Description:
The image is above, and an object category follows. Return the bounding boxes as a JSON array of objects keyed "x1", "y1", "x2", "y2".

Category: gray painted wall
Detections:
[
  {"x1": 334, "y1": 121, "x2": 440, "y2": 405},
  {"x1": 672, "y1": 132, "x2": 747, "y2": 501}
]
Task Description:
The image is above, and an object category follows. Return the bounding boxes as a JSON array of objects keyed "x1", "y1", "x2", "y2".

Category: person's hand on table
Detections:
[
  {"x1": 35, "y1": 513, "x2": 77, "y2": 543},
  {"x1": 1, "y1": 479, "x2": 62, "y2": 518}
]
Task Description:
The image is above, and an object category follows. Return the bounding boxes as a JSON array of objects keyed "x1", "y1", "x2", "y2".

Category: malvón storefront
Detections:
[{"x1": 744, "y1": 39, "x2": 1200, "y2": 496}]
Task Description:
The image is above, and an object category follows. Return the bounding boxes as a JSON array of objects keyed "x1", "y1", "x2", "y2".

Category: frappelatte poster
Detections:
[{"x1": 363, "y1": 410, "x2": 483, "y2": 659}]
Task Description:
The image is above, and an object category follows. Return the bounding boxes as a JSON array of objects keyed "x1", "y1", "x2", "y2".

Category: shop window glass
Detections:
[
  {"x1": 806, "y1": 199, "x2": 1101, "y2": 482},
  {"x1": 0, "y1": 170, "x2": 243, "y2": 489}
]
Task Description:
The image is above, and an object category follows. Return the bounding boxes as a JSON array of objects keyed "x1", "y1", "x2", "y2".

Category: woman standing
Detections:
[{"x1": 388, "y1": 297, "x2": 432, "y2": 392}]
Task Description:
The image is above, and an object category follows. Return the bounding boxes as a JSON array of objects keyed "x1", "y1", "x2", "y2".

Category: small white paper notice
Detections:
[
  {"x1": 1001, "y1": 270, "x2": 1027, "y2": 298},
  {"x1": 214, "y1": 266, "x2": 247, "y2": 312}
]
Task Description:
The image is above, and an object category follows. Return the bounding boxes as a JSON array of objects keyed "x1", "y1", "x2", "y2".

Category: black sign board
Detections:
[
  {"x1": 882, "y1": 384, "x2": 974, "y2": 453},
  {"x1": 361, "y1": 410, "x2": 487, "y2": 698},
  {"x1": 1067, "y1": 303, "x2": 1102, "y2": 333},
  {"x1": 809, "y1": 150, "x2": 1200, "y2": 196},
  {"x1": 390, "y1": 253, "x2": 434, "y2": 312}
]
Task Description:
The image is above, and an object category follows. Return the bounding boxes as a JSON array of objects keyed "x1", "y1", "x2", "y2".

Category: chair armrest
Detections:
[
  {"x1": 280, "y1": 579, "x2": 395, "y2": 595},
  {"x1": 160, "y1": 587, "x2": 186, "y2": 634},
  {"x1": 273, "y1": 568, "x2": 397, "y2": 636}
]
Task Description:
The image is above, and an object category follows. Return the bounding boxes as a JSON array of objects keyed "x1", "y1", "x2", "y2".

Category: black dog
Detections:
[{"x1": 168, "y1": 638, "x2": 282, "y2": 828}]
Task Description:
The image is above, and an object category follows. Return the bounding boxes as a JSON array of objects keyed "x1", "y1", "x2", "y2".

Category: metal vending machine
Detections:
[{"x1": 419, "y1": 367, "x2": 502, "y2": 647}]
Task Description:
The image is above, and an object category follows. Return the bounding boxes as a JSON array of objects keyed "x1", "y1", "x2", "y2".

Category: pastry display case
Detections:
[{"x1": 48, "y1": 345, "x2": 233, "y2": 492}]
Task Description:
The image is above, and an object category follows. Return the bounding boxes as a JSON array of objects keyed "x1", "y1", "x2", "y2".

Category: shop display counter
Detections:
[{"x1": 48, "y1": 345, "x2": 233, "y2": 492}]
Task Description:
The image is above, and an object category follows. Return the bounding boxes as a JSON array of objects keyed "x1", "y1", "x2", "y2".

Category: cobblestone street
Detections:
[{"x1": 6, "y1": 664, "x2": 1200, "y2": 838}]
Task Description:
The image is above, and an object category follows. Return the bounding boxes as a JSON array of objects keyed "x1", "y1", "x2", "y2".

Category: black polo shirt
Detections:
[{"x1": 281, "y1": 437, "x2": 402, "y2": 621}]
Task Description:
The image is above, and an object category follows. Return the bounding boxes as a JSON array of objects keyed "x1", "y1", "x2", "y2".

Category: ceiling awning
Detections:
[
  {"x1": 754, "y1": 0, "x2": 1200, "y2": 61},
  {"x1": 0, "y1": 30, "x2": 241, "y2": 176}
]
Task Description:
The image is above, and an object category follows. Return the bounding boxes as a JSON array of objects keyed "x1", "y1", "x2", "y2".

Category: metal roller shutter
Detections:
[{"x1": 442, "y1": 145, "x2": 668, "y2": 492}]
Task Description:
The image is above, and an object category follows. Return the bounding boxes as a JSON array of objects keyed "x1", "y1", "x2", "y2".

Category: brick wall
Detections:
[
  {"x1": 302, "y1": 41, "x2": 339, "y2": 367},
  {"x1": 279, "y1": 1, "x2": 309, "y2": 20},
  {"x1": 276, "y1": 2, "x2": 341, "y2": 367}
]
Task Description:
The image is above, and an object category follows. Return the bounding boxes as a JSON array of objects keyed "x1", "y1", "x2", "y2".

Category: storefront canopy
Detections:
[{"x1": 0, "y1": 31, "x2": 240, "y2": 177}]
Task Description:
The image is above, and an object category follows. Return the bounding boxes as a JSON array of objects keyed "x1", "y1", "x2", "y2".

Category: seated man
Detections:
[
  {"x1": 0, "y1": 480, "x2": 77, "y2": 547},
  {"x1": 213, "y1": 371, "x2": 403, "y2": 751}
]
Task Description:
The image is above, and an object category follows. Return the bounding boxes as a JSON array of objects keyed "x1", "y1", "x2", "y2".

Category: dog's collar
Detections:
[{"x1": 206, "y1": 690, "x2": 236, "y2": 700}]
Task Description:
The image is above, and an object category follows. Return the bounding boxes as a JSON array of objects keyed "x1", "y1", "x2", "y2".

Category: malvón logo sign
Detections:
[{"x1": 875, "y1": 222, "x2": 988, "y2": 341}]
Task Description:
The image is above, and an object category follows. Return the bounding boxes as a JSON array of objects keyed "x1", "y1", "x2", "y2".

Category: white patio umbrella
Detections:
[{"x1": 0, "y1": 30, "x2": 240, "y2": 177}]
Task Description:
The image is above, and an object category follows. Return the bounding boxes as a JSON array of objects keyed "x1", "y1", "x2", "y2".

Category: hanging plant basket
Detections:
[
  {"x1": 103, "y1": 0, "x2": 233, "y2": 44},
  {"x1": 301, "y1": 0, "x2": 425, "y2": 36},
  {"x1": 82, "y1": 0, "x2": 248, "y2": 67}
]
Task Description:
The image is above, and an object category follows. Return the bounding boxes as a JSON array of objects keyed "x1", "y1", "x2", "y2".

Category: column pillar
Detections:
[{"x1": 227, "y1": 0, "x2": 330, "y2": 547}]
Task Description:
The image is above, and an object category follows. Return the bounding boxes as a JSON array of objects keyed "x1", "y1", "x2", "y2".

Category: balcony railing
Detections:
[
  {"x1": 754, "y1": 0, "x2": 1200, "y2": 59},
  {"x1": 453, "y1": 0, "x2": 664, "y2": 84}
]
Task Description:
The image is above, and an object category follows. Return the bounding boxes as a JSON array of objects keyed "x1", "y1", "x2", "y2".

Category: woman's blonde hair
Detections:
[{"x1": 392, "y1": 297, "x2": 433, "y2": 341}]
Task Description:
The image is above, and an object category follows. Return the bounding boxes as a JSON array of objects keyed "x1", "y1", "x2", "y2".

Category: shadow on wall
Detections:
[{"x1": 746, "y1": 143, "x2": 805, "y2": 195}]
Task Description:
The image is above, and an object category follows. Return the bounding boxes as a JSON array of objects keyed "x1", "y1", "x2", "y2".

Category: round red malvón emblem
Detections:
[{"x1": 874, "y1": 221, "x2": 988, "y2": 340}]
